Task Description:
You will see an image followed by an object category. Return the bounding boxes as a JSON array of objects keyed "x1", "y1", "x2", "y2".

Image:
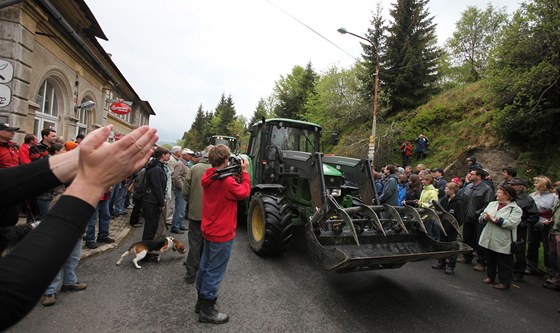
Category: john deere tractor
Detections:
[{"x1": 240, "y1": 118, "x2": 470, "y2": 273}]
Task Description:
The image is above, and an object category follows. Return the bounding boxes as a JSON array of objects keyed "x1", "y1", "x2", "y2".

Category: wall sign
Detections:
[{"x1": 109, "y1": 100, "x2": 131, "y2": 115}]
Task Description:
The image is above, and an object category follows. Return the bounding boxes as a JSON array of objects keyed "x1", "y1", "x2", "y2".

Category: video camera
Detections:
[{"x1": 210, "y1": 154, "x2": 243, "y2": 180}]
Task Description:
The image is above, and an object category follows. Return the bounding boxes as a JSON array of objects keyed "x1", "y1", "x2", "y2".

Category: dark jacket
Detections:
[
  {"x1": 142, "y1": 158, "x2": 167, "y2": 207},
  {"x1": 403, "y1": 184, "x2": 422, "y2": 207},
  {"x1": 439, "y1": 194, "x2": 463, "y2": 234},
  {"x1": 434, "y1": 176, "x2": 447, "y2": 198},
  {"x1": 379, "y1": 173, "x2": 399, "y2": 206},
  {"x1": 515, "y1": 191, "x2": 539, "y2": 228},
  {"x1": 460, "y1": 181, "x2": 494, "y2": 224}
]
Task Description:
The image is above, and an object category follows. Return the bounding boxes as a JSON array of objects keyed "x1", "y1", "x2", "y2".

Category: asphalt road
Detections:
[{"x1": 9, "y1": 224, "x2": 559, "y2": 333}]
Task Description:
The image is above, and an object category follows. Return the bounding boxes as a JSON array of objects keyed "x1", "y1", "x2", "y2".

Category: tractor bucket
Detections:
[{"x1": 305, "y1": 201, "x2": 472, "y2": 273}]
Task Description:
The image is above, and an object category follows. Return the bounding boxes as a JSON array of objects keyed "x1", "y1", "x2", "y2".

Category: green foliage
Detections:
[
  {"x1": 488, "y1": 0, "x2": 560, "y2": 147},
  {"x1": 445, "y1": 4, "x2": 509, "y2": 83},
  {"x1": 274, "y1": 62, "x2": 318, "y2": 119},
  {"x1": 382, "y1": 0, "x2": 442, "y2": 114}
]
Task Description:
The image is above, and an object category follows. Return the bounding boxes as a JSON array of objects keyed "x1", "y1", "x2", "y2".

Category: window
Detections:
[
  {"x1": 34, "y1": 79, "x2": 60, "y2": 137},
  {"x1": 76, "y1": 97, "x2": 92, "y2": 136}
]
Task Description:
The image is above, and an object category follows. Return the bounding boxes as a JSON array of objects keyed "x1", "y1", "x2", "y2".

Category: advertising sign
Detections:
[{"x1": 109, "y1": 100, "x2": 131, "y2": 115}]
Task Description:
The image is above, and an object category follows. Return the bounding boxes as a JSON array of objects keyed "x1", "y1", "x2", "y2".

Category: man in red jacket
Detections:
[{"x1": 195, "y1": 144, "x2": 250, "y2": 324}]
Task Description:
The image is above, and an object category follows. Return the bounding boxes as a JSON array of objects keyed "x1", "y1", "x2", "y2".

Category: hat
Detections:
[
  {"x1": 451, "y1": 177, "x2": 461, "y2": 184},
  {"x1": 193, "y1": 151, "x2": 202, "y2": 158},
  {"x1": 182, "y1": 148, "x2": 194, "y2": 155},
  {"x1": 0, "y1": 123, "x2": 19, "y2": 132},
  {"x1": 508, "y1": 177, "x2": 526, "y2": 186},
  {"x1": 64, "y1": 141, "x2": 78, "y2": 151},
  {"x1": 498, "y1": 184, "x2": 517, "y2": 200}
]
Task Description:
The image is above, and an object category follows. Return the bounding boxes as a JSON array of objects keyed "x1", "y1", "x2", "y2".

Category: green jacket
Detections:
[
  {"x1": 182, "y1": 157, "x2": 211, "y2": 221},
  {"x1": 478, "y1": 201, "x2": 522, "y2": 254}
]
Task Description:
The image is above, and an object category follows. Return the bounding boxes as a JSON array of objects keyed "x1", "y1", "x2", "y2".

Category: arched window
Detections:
[
  {"x1": 34, "y1": 79, "x2": 60, "y2": 136},
  {"x1": 77, "y1": 97, "x2": 93, "y2": 136}
]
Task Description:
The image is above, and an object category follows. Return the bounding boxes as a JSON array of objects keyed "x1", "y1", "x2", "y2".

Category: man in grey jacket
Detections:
[
  {"x1": 379, "y1": 165, "x2": 399, "y2": 206},
  {"x1": 182, "y1": 146, "x2": 213, "y2": 284}
]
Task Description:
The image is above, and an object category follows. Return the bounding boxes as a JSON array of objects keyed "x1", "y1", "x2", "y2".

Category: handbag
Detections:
[{"x1": 510, "y1": 230, "x2": 525, "y2": 254}]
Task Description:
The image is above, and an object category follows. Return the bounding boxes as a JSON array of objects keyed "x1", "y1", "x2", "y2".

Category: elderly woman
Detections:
[{"x1": 479, "y1": 184, "x2": 522, "y2": 290}]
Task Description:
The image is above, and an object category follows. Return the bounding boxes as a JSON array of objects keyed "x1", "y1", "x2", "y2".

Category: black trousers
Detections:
[
  {"x1": 513, "y1": 226, "x2": 528, "y2": 274},
  {"x1": 527, "y1": 226, "x2": 556, "y2": 275},
  {"x1": 463, "y1": 222, "x2": 487, "y2": 265},
  {"x1": 142, "y1": 202, "x2": 160, "y2": 241},
  {"x1": 129, "y1": 197, "x2": 143, "y2": 225},
  {"x1": 486, "y1": 248, "x2": 514, "y2": 286},
  {"x1": 0, "y1": 205, "x2": 20, "y2": 228}
]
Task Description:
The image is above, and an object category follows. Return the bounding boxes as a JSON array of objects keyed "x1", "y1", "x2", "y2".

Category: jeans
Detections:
[
  {"x1": 85, "y1": 200, "x2": 111, "y2": 243},
  {"x1": 171, "y1": 189, "x2": 186, "y2": 231},
  {"x1": 45, "y1": 239, "x2": 82, "y2": 294},
  {"x1": 37, "y1": 199, "x2": 52, "y2": 221},
  {"x1": 426, "y1": 219, "x2": 440, "y2": 241},
  {"x1": 196, "y1": 239, "x2": 233, "y2": 300},
  {"x1": 110, "y1": 182, "x2": 127, "y2": 215}
]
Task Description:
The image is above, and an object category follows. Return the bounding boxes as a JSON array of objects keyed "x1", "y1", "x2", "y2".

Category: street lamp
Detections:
[{"x1": 337, "y1": 27, "x2": 379, "y2": 165}]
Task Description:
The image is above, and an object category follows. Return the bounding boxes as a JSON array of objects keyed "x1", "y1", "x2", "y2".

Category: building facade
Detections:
[{"x1": 0, "y1": 0, "x2": 154, "y2": 144}]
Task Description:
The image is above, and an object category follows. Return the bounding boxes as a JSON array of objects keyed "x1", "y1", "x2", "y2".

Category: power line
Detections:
[{"x1": 264, "y1": 0, "x2": 357, "y2": 61}]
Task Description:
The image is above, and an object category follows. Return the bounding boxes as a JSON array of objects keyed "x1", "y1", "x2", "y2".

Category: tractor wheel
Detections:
[{"x1": 247, "y1": 193, "x2": 292, "y2": 255}]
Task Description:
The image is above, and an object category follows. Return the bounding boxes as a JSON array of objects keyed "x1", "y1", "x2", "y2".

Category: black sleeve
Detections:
[
  {"x1": 0, "y1": 158, "x2": 61, "y2": 207},
  {"x1": 0, "y1": 196, "x2": 94, "y2": 330}
]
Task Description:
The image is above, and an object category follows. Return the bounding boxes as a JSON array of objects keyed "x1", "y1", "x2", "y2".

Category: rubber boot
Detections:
[{"x1": 199, "y1": 298, "x2": 229, "y2": 324}]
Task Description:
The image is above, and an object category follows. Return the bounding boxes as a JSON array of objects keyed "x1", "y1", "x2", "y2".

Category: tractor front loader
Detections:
[{"x1": 243, "y1": 118, "x2": 471, "y2": 273}]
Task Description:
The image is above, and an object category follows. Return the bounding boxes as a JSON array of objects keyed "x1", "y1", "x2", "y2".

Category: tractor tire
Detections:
[{"x1": 247, "y1": 193, "x2": 292, "y2": 255}]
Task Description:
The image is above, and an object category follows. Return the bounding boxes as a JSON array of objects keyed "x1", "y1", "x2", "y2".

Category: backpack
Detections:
[{"x1": 132, "y1": 168, "x2": 147, "y2": 200}]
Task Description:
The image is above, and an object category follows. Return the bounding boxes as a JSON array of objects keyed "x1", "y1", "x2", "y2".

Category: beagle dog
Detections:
[{"x1": 116, "y1": 236, "x2": 186, "y2": 269}]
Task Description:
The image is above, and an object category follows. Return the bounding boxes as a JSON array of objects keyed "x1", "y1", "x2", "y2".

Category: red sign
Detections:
[
  {"x1": 109, "y1": 101, "x2": 131, "y2": 115},
  {"x1": 114, "y1": 133, "x2": 123, "y2": 141}
]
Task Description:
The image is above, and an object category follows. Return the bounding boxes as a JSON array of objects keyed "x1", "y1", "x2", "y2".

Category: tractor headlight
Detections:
[{"x1": 330, "y1": 189, "x2": 342, "y2": 197}]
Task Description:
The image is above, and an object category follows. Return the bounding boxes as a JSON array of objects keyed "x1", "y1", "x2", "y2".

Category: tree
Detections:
[
  {"x1": 183, "y1": 104, "x2": 208, "y2": 150},
  {"x1": 446, "y1": 4, "x2": 508, "y2": 83},
  {"x1": 382, "y1": 0, "x2": 441, "y2": 114},
  {"x1": 248, "y1": 97, "x2": 275, "y2": 128},
  {"x1": 358, "y1": 3, "x2": 386, "y2": 107},
  {"x1": 274, "y1": 62, "x2": 318, "y2": 119},
  {"x1": 488, "y1": 0, "x2": 560, "y2": 146},
  {"x1": 213, "y1": 94, "x2": 237, "y2": 136}
]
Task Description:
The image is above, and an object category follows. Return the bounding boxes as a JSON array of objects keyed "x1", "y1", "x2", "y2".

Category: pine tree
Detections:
[
  {"x1": 383, "y1": 0, "x2": 441, "y2": 114},
  {"x1": 213, "y1": 94, "x2": 237, "y2": 136},
  {"x1": 274, "y1": 62, "x2": 318, "y2": 119},
  {"x1": 358, "y1": 4, "x2": 386, "y2": 107},
  {"x1": 184, "y1": 104, "x2": 208, "y2": 150}
]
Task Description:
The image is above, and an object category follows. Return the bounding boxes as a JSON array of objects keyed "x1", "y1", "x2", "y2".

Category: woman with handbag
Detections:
[{"x1": 478, "y1": 184, "x2": 523, "y2": 290}]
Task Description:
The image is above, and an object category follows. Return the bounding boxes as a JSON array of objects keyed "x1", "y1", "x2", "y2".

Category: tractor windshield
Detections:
[{"x1": 270, "y1": 125, "x2": 318, "y2": 153}]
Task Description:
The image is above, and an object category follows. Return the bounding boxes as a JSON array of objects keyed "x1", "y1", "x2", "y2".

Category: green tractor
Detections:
[
  {"x1": 240, "y1": 118, "x2": 470, "y2": 273},
  {"x1": 208, "y1": 135, "x2": 239, "y2": 153}
]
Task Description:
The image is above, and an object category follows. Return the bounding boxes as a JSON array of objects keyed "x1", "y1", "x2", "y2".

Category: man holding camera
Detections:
[{"x1": 195, "y1": 144, "x2": 250, "y2": 324}]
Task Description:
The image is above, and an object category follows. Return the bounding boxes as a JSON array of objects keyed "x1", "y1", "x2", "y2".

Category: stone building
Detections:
[{"x1": 0, "y1": 0, "x2": 154, "y2": 144}]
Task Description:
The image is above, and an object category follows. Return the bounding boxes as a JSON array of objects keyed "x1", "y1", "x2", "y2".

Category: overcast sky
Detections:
[{"x1": 84, "y1": 0, "x2": 521, "y2": 144}]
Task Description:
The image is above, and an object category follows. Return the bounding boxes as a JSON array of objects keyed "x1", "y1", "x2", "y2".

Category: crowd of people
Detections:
[
  {"x1": 1, "y1": 122, "x2": 559, "y2": 328},
  {"x1": 374, "y1": 155, "x2": 560, "y2": 295},
  {"x1": 0, "y1": 121, "x2": 251, "y2": 327}
]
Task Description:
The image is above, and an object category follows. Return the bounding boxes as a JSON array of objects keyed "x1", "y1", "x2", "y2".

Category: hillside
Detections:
[{"x1": 332, "y1": 80, "x2": 560, "y2": 185}]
